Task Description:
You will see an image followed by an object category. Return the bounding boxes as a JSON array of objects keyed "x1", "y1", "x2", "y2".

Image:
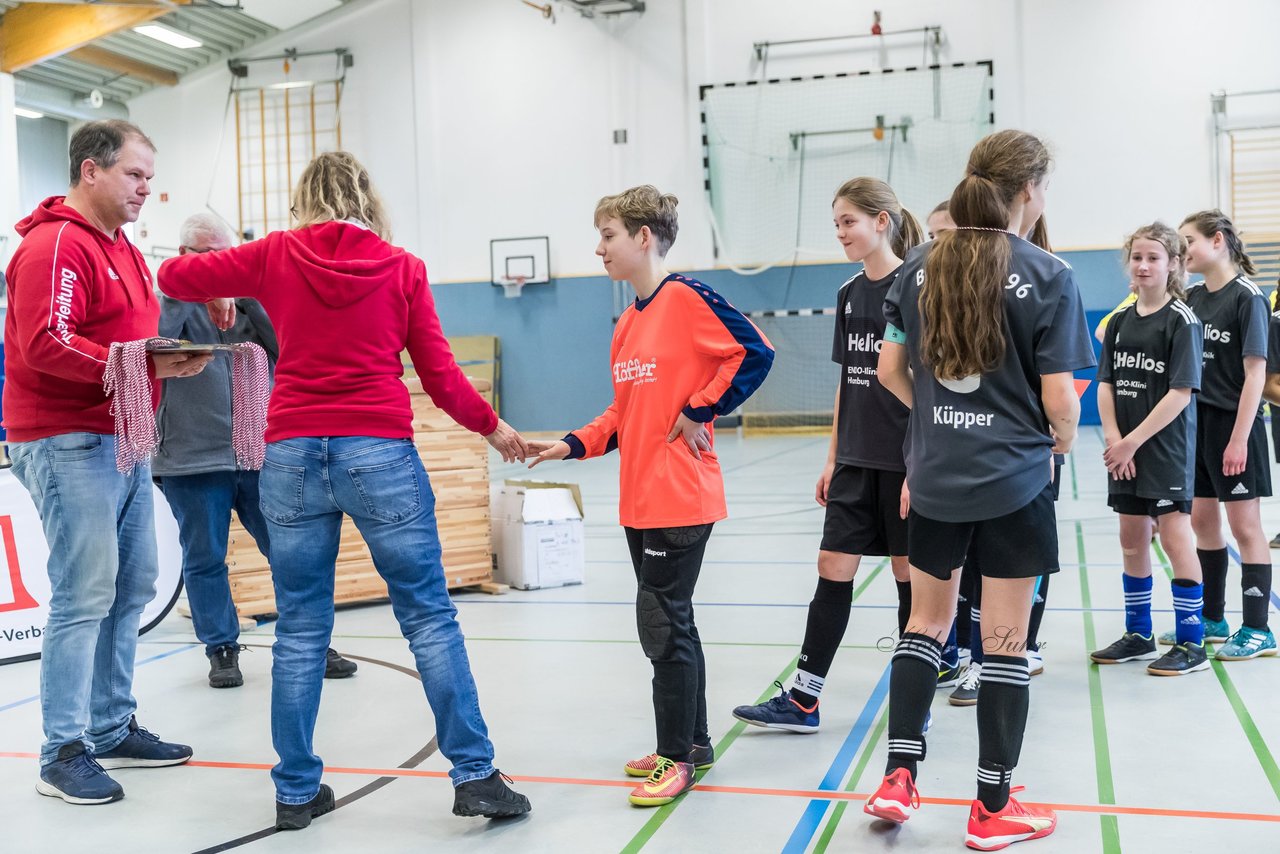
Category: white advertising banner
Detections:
[{"x1": 0, "y1": 468, "x2": 185, "y2": 665}]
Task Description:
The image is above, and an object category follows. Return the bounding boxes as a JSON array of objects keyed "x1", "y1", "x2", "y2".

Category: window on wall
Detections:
[
  {"x1": 234, "y1": 82, "x2": 342, "y2": 241},
  {"x1": 1228, "y1": 127, "x2": 1280, "y2": 285}
]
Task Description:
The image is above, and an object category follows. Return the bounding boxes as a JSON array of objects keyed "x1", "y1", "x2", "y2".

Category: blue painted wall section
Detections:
[{"x1": 432, "y1": 248, "x2": 1130, "y2": 430}]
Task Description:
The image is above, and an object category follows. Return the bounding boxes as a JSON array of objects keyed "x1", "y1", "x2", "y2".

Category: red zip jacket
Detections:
[
  {"x1": 157, "y1": 221, "x2": 496, "y2": 442},
  {"x1": 3, "y1": 196, "x2": 160, "y2": 442},
  {"x1": 565, "y1": 275, "x2": 774, "y2": 528}
]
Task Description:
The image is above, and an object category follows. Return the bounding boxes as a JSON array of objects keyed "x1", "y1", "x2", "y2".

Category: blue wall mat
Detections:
[{"x1": 433, "y1": 249, "x2": 1129, "y2": 430}]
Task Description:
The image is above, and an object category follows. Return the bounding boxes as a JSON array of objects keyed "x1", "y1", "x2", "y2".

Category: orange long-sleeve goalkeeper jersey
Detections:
[{"x1": 564, "y1": 274, "x2": 774, "y2": 528}]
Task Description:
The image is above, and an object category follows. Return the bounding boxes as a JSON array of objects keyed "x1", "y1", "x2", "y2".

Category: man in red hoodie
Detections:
[{"x1": 3, "y1": 120, "x2": 208, "y2": 805}]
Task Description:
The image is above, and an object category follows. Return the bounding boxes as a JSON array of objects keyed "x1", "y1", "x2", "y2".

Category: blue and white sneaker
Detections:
[
  {"x1": 1215, "y1": 627, "x2": 1278, "y2": 661},
  {"x1": 936, "y1": 664, "x2": 963, "y2": 689},
  {"x1": 95, "y1": 716, "x2": 192, "y2": 769},
  {"x1": 36, "y1": 742, "x2": 123, "y2": 804},
  {"x1": 732, "y1": 682, "x2": 820, "y2": 733},
  {"x1": 922, "y1": 710, "x2": 933, "y2": 735}
]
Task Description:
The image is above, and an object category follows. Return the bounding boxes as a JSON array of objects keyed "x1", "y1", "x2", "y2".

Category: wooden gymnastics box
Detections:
[{"x1": 490, "y1": 480, "x2": 585, "y2": 590}]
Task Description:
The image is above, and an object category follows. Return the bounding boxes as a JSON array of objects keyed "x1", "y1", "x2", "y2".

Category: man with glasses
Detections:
[{"x1": 154, "y1": 213, "x2": 357, "y2": 689}]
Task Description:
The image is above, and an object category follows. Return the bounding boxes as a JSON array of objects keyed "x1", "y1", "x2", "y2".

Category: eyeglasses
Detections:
[{"x1": 181, "y1": 245, "x2": 214, "y2": 254}]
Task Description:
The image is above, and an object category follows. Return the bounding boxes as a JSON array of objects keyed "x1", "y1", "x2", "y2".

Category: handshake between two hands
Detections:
[{"x1": 487, "y1": 412, "x2": 712, "y2": 468}]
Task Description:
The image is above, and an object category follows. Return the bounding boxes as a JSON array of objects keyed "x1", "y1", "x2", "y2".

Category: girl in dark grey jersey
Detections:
[
  {"x1": 1179, "y1": 210, "x2": 1275, "y2": 661},
  {"x1": 732, "y1": 178, "x2": 923, "y2": 734},
  {"x1": 1093, "y1": 222, "x2": 1207, "y2": 676},
  {"x1": 866, "y1": 130, "x2": 1095, "y2": 851}
]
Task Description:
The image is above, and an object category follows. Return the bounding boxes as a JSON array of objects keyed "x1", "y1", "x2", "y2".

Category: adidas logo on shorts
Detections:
[
  {"x1": 1244, "y1": 586, "x2": 1265, "y2": 597},
  {"x1": 1231, "y1": 483, "x2": 1250, "y2": 495},
  {"x1": 1156, "y1": 499, "x2": 1173, "y2": 507}
]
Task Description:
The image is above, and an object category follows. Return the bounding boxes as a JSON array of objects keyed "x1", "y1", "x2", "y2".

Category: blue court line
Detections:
[
  {"x1": 0, "y1": 643, "x2": 199, "y2": 714},
  {"x1": 1224, "y1": 544, "x2": 1280, "y2": 612},
  {"x1": 780, "y1": 664, "x2": 892, "y2": 853},
  {"x1": 451, "y1": 597, "x2": 1215, "y2": 615}
]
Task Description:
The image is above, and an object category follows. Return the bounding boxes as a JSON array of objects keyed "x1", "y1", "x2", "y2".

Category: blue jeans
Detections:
[
  {"x1": 9, "y1": 433, "x2": 159, "y2": 766},
  {"x1": 157, "y1": 470, "x2": 270, "y2": 655},
  {"x1": 259, "y1": 437, "x2": 495, "y2": 804}
]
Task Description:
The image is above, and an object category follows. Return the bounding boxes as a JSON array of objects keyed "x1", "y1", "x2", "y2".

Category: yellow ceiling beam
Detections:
[
  {"x1": 0, "y1": 1, "x2": 192, "y2": 74},
  {"x1": 68, "y1": 44, "x2": 179, "y2": 86}
]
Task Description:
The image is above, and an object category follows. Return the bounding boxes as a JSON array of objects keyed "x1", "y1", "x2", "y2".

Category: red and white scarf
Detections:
[{"x1": 103, "y1": 337, "x2": 270, "y2": 475}]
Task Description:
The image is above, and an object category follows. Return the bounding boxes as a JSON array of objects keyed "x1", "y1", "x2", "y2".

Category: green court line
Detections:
[
  {"x1": 619, "y1": 559, "x2": 888, "y2": 853},
  {"x1": 1076, "y1": 522, "x2": 1123, "y2": 853},
  {"x1": 812, "y1": 706, "x2": 891, "y2": 853},
  {"x1": 1068, "y1": 449, "x2": 1079, "y2": 500},
  {"x1": 1152, "y1": 544, "x2": 1280, "y2": 802},
  {"x1": 618, "y1": 655, "x2": 800, "y2": 854}
]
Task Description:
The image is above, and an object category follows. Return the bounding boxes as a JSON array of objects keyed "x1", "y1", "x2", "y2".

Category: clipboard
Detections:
[{"x1": 146, "y1": 340, "x2": 239, "y2": 355}]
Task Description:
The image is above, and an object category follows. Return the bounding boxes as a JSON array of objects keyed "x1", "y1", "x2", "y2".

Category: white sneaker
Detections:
[{"x1": 1027, "y1": 646, "x2": 1044, "y2": 677}]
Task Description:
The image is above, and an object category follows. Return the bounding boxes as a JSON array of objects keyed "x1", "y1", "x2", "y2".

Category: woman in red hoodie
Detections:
[{"x1": 158, "y1": 151, "x2": 531, "y2": 829}]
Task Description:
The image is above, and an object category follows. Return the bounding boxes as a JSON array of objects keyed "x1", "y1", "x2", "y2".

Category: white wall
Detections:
[
  {"x1": 124, "y1": 0, "x2": 1280, "y2": 279},
  {"x1": 0, "y1": 74, "x2": 21, "y2": 275}
]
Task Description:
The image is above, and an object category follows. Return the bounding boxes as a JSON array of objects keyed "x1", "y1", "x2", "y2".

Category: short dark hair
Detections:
[{"x1": 68, "y1": 120, "x2": 156, "y2": 186}]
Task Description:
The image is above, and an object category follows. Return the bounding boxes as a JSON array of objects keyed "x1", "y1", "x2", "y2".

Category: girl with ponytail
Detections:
[
  {"x1": 1177, "y1": 210, "x2": 1275, "y2": 660},
  {"x1": 732, "y1": 178, "x2": 928, "y2": 734},
  {"x1": 867, "y1": 131, "x2": 1096, "y2": 850}
]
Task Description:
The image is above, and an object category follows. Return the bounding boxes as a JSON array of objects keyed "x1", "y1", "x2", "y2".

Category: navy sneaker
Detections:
[
  {"x1": 36, "y1": 742, "x2": 124, "y2": 805},
  {"x1": 732, "y1": 682, "x2": 820, "y2": 733},
  {"x1": 277, "y1": 784, "x2": 336, "y2": 830},
  {"x1": 95, "y1": 716, "x2": 193, "y2": 769}
]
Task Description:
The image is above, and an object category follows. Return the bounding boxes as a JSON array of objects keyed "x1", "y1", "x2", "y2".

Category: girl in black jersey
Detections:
[
  {"x1": 1179, "y1": 211, "x2": 1275, "y2": 660},
  {"x1": 732, "y1": 178, "x2": 922, "y2": 733},
  {"x1": 1092, "y1": 222, "x2": 1207, "y2": 675},
  {"x1": 869, "y1": 130, "x2": 1096, "y2": 850}
]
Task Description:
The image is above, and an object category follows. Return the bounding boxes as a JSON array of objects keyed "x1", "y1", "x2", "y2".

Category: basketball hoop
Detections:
[{"x1": 501, "y1": 275, "x2": 526, "y2": 299}]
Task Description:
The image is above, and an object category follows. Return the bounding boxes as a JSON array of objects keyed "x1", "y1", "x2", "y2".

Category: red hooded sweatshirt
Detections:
[
  {"x1": 3, "y1": 196, "x2": 160, "y2": 442},
  {"x1": 157, "y1": 221, "x2": 496, "y2": 442}
]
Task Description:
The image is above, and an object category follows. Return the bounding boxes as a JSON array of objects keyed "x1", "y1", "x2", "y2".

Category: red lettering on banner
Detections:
[{"x1": 0, "y1": 516, "x2": 38, "y2": 613}]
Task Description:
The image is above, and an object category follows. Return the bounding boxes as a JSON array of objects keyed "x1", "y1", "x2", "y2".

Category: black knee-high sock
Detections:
[
  {"x1": 1026, "y1": 573, "x2": 1050, "y2": 649},
  {"x1": 1241, "y1": 563, "x2": 1272, "y2": 630},
  {"x1": 895, "y1": 580, "x2": 912, "y2": 638},
  {"x1": 791, "y1": 577, "x2": 853, "y2": 707},
  {"x1": 1199, "y1": 548, "x2": 1229, "y2": 623},
  {"x1": 975, "y1": 654, "x2": 1031, "y2": 812},
  {"x1": 885, "y1": 632, "x2": 940, "y2": 778}
]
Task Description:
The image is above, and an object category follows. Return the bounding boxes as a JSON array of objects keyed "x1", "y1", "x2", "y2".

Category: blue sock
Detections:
[
  {"x1": 941, "y1": 619, "x2": 959, "y2": 671},
  {"x1": 1172, "y1": 579, "x2": 1205, "y2": 646},
  {"x1": 1122, "y1": 574, "x2": 1153, "y2": 636},
  {"x1": 970, "y1": 605, "x2": 984, "y2": 666}
]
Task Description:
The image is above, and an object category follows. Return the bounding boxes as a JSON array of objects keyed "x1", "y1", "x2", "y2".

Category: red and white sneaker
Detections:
[
  {"x1": 964, "y1": 788, "x2": 1057, "y2": 850},
  {"x1": 863, "y1": 768, "x2": 920, "y2": 823}
]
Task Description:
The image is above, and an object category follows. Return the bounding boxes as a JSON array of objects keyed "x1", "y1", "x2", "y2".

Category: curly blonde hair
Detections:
[{"x1": 292, "y1": 151, "x2": 391, "y2": 240}]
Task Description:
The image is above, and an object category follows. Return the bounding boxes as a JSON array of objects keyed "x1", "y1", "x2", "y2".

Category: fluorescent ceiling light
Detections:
[
  {"x1": 134, "y1": 24, "x2": 203, "y2": 49},
  {"x1": 269, "y1": 81, "x2": 315, "y2": 89},
  {"x1": 14, "y1": 107, "x2": 45, "y2": 119}
]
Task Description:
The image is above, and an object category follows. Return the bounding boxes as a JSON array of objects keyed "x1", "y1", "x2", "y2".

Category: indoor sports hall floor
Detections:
[{"x1": 2, "y1": 431, "x2": 1278, "y2": 853}]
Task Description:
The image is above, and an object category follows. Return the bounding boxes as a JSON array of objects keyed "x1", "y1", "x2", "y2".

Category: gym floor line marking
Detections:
[
  {"x1": 0, "y1": 643, "x2": 200, "y2": 714},
  {"x1": 620, "y1": 559, "x2": 886, "y2": 853},
  {"x1": 1076, "y1": 521, "x2": 1122, "y2": 853},
  {"x1": 2, "y1": 751, "x2": 1275, "y2": 825},
  {"x1": 447, "y1": 597, "x2": 1186, "y2": 614},
  {"x1": 1152, "y1": 543, "x2": 1280, "y2": 802},
  {"x1": 813, "y1": 706, "x2": 890, "y2": 852},
  {"x1": 781, "y1": 665, "x2": 891, "y2": 853}
]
